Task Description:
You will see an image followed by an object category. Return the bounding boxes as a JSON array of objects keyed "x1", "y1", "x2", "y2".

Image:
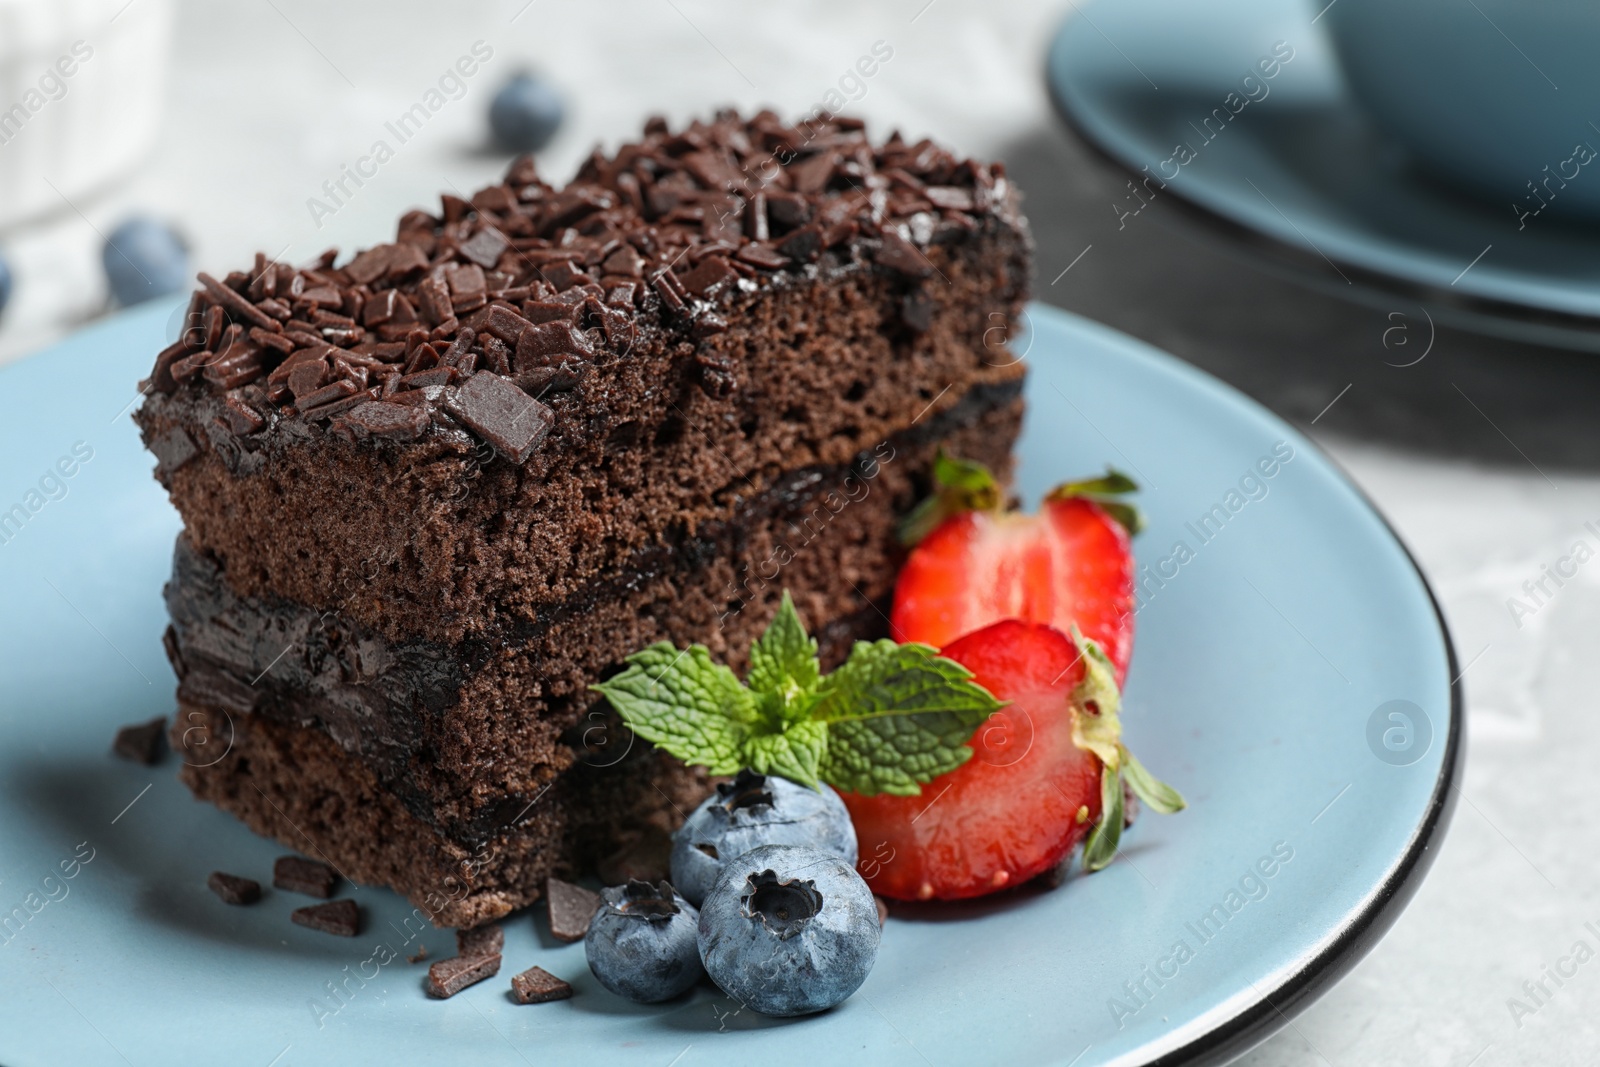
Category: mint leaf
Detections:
[
  {"x1": 590, "y1": 643, "x2": 754, "y2": 775},
  {"x1": 815, "y1": 639, "x2": 1004, "y2": 796},
  {"x1": 744, "y1": 720, "x2": 828, "y2": 790},
  {"x1": 1081, "y1": 762, "x2": 1124, "y2": 872},
  {"x1": 593, "y1": 591, "x2": 1005, "y2": 797},
  {"x1": 898, "y1": 449, "x2": 1003, "y2": 546},
  {"x1": 1122, "y1": 749, "x2": 1186, "y2": 814},
  {"x1": 1047, "y1": 467, "x2": 1145, "y2": 535},
  {"x1": 747, "y1": 591, "x2": 820, "y2": 727}
]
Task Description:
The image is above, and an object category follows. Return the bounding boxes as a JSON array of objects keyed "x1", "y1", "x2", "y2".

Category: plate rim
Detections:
[
  {"x1": 1042, "y1": 3, "x2": 1600, "y2": 352},
  {"x1": 1024, "y1": 307, "x2": 1464, "y2": 1065}
]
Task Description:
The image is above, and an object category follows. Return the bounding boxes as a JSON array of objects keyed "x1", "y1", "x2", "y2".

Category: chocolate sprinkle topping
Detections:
[{"x1": 141, "y1": 110, "x2": 1012, "y2": 462}]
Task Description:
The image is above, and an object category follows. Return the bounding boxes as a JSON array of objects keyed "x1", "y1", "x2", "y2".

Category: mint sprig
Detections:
[{"x1": 592, "y1": 591, "x2": 1004, "y2": 795}]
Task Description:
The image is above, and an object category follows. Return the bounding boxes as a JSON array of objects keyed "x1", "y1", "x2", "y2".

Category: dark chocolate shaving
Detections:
[
  {"x1": 291, "y1": 899, "x2": 360, "y2": 936},
  {"x1": 274, "y1": 855, "x2": 339, "y2": 898},
  {"x1": 545, "y1": 877, "x2": 600, "y2": 942},
  {"x1": 510, "y1": 966, "x2": 573, "y2": 1004},
  {"x1": 426, "y1": 953, "x2": 501, "y2": 998},
  {"x1": 208, "y1": 871, "x2": 262, "y2": 905},
  {"x1": 112, "y1": 717, "x2": 166, "y2": 764},
  {"x1": 139, "y1": 111, "x2": 1010, "y2": 463}
]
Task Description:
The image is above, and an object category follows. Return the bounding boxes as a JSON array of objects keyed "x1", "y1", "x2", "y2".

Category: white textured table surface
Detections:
[{"x1": 3, "y1": 2, "x2": 1597, "y2": 1064}]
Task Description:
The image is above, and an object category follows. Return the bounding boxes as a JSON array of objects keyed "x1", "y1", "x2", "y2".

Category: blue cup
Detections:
[{"x1": 1322, "y1": 0, "x2": 1600, "y2": 221}]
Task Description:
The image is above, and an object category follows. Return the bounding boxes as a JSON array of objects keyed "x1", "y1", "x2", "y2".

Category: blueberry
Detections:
[
  {"x1": 584, "y1": 879, "x2": 702, "y2": 1003},
  {"x1": 489, "y1": 74, "x2": 564, "y2": 154},
  {"x1": 0, "y1": 251, "x2": 11, "y2": 318},
  {"x1": 671, "y1": 769, "x2": 858, "y2": 907},
  {"x1": 103, "y1": 217, "x2": 189, "y2": 306},
  {"x1": 698, "y1": 844, "x2": 880, "y2": 1017}
]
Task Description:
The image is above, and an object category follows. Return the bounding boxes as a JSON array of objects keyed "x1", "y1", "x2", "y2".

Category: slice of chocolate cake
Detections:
[{"x1": 139, "y1": 110, "x2": 1031, "y2": 928}]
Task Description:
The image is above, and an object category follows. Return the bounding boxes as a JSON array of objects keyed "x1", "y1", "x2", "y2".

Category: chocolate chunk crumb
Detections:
[
  {"x1": 444, "y1": 371, "x2": 553, "y2": 465},
  {"x1": 426, "y1": 953, "x2": 502, "y2": 998},
  {"x1": 291, "y1": 899, "x2": 360, "y2": 937},
  {"x1": 546, "y1": 877, "x2": 600, "y2": 942},
  {"x1": 408, "y1": 945, "x2": 430, "y2": 964},
  {"x1": 208, "y1": 871, "x2": 262, "y2": 905},
  {"x1": 456, "y1": 923, "x2": 504, "y2": 959},
  {"x1": 511, "y1": 965, "x2": 573, "y2": 1004},
  {"x1": 274, "y1": 855, "x2": 339, "y2": 898},
  {"x1": 112, "y1": 717, "x2": 166, "y2": 764}
]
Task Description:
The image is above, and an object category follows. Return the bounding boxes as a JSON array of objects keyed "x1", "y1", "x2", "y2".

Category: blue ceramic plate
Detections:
[
  {"x1": 0, "y1": 300, "x2": 1458, "y2": 1066},
  {"x1": 1047, "y1": 0, "x2": 1600, "y2": 352}
]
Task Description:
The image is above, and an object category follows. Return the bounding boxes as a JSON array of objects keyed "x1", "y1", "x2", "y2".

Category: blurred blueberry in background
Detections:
[
  {"x1": 0, "y1": 252, "x2": 11, "y2": 319},
  {"x1": 489, "y1": 73, "x2": 564, "y2": 153},
  {"x1": 103, "y1": 216, "x2": 189, "y2": 306}
]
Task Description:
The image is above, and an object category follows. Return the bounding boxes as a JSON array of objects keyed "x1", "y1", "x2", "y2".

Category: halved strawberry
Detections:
[
  {"x1": 844, "y1": 619, "x2": 1185, "y2": 901},
  {"x1": 843, "y1": 620, "x2": 1100, "y2": 901},
  {"x1": 892, "y1": 459, "x2": 1139, "y2": 679}
]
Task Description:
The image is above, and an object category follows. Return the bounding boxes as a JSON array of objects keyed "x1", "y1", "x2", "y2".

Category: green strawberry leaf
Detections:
[
  {"x1": 590, "y1": 643, "x2": 755, "y2": 775},
  {"x1": 744, "y1": 720, "x2": 828, "y2": 790},
  {"x1": 1047, "y1": 469, "x2": 1139, "y2": 498},
  {"x1": 1122, "y1": 748, "x2": 1186, "y2": 814},
  {"x1": 1046, "y1": 467, "x2": 1145, "y2": 535},
  {"x1": 1081, "y1": 763, "x2": 1124, "y2": 872},
  {"x1": 747, "y1": 591, "x2": 821, "y2": 727},
  {"x1": 814, "y1": 639, "x2": 1004, "y2": 796},
  {"x1": 898, "y1": 449, "x2": 1004, "y2": 546}
]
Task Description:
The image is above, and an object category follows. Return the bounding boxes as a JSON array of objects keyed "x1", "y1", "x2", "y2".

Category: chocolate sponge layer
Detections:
[
  {"x1": 165, "y1": 382, "x2": 1024, "y2": 844},
  {"x1": 171, "y1": 702, "x2": 715, "y2": 929},
  {"x1": 136, "y1": 235, "x2": 1029, "y2": 648}
]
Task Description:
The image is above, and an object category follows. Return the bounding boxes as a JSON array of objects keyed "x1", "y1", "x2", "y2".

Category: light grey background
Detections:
[{"x1": 1, "y1": 1, "x2": 1595, "y2": 1063}]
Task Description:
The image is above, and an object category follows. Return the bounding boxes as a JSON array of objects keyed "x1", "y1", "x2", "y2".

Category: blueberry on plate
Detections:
[
  {"x1": 671, "y1": 769, "x2": 858, "y2": 907},
  {"x1": 584, "y1": 879, "x2": 702, "y2": 1003},
  {"x1": 488, "y1": 73, "x2": 563, "y2": 153},
  {"x1": 698, "y1": 844, "x2": 880, "y2": 1017},
  {"x1": 0, "y1": 251, "x2": 11, "y2": 318},
  {"x1": 103, "y1": 216, "x2": 189, "y2": 307}
]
